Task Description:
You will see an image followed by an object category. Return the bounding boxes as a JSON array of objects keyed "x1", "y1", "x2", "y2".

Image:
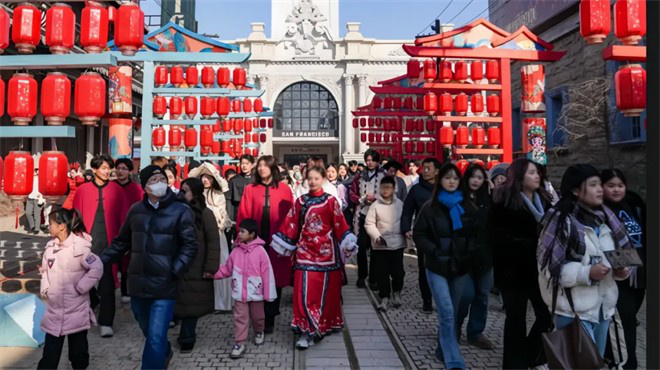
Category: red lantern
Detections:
[
  {"x1": 455, "y1": 93, "x2": 468, "y2": 116},
  {"x1": 217, "y1": 68, "x2": 230, "y2": 88},
  {"x1": 426, "y1": 119, "x2": 435, "y2": 132},
  {"x1": 0, "y1": 78, "x2": 4, "y2": 117},
  {"x1": 114, "y1": 3, "x2": 144, "y2": 56},
  {"x1": 384, "y1": 97, "x2": 393, "y2": 110},
  {"x1": 487, "y1": 160, "x2": 500, "y2": 170},
  {"x1": 211, "y1": 119, "x2": 221, "y2": 133},
  {"x1": 471, "y1": 126, "x2": 485, "y2": 148},
  {"x1": 488, "y1": 126, "x2": 501, "y2": 148},
  {"x1": 243, "y1": 99, "x2": 253, "y2": 113},
  {"x1": 201, "y1": 66, "x2": 215, "y2": 88},
  {"x1": 245, "y1": 119, "x2": 253, "y2": 132},
  {"x1": 352, "y1": 118, "x2": 358, "y2": 128},
  {"x1": 4, "y1": 151, "x2": 34, "y2": 199},
  {"x1": 41, "y1": 72, "x2": 71, "y2": 126},
  {"x1": 254, "y1": 98, "x2": 263, "y2": 113},
  {"x1": 360, "y1": 133, "x2": 367, "y2": 143},
  {"x1": 8, "y1": 73, "x2": 38, "y2": 126},
  {"x1": 170, "y1": 65, "x2": 184, "y2": 87},
  {"x1": 471, "y1": 94, "x2": 484, "y2": 114},
  {"x1": 405, "y1": 141, "x2": 414, "y2": 153},
  {"x1": 80, "y1": 1, "x2": 109, "y2": 53},
  {"x1": 416, "y1": 141, "x2": 425, "y2": 154},
  {"x1": 186, "y1": 66, "x2": 198, "y2": 87},
  {"x1": 423, "y1": 59, "x2": 436, "y2": 82},
  {"x1": 221, "y1": 140, "x2": 230, "y2": 153},
  {"x1": 12, "y1": 3, "x2": 41, "y2": 54},
  {"x1": 456, "y1": 160, "x2": 469, "y2": 175},
  {"x1": 424, "y1": 92, "x2": 438, "y2": 115},
  {"x1": 217, "y1": 97, "x2": 230, "y2": 116},
  {"x1": 184, "y1": 96, "x2": 198, "y2": 119},
  {"x1": 407, "y1": 59, "x2": 421, "y2": 79},
  {"x1": 201, "y1": 127, "x2": 214, "y2": 151},
  {"x1": 268, "y1": 118, "x2": 273, "y2": 128},
  {"x1": 260, "y1": 133, "x2": 267, "y2": 143},
  {"x1": 234, "y1": 118, "x2": 244, "y2": 133},
  {"x1": 39, "y1": 151, "x2": 68, "y2": 201},
  {"x1": 212, "y1": 140, "x2": 221, "y2": 155},
  {"x1": 454, "y1": 61, "x2": 468, "y2": 83},
  {"x1": 439, "y1": 93, "x2": 452, "y2": 116},
  {"x1": 155, "y1": 66, "x2": 169, "y2": 87},
  {"x1": 185, "y1": 127, "x2": 198, "y2": 150},
  {"x1": 456, "y1": 125, "x2": 469, "y2": 147},
  {"x1": 169, "y1": 97, "x2": 183, "y2": 119},
  {"x1": 374, "y1": 133, "x2": 382, "y2": 143},
  {"x1": 471, "y1": 61, "x2": 483, "y2": 82},
  {"x1": 233, "y1": 68, "x2": 247, "y2": 89},
  {"x1": 152, "y1": 126, "x2": 166, "y2": 150},
  {"x1": 393, "y1": 96, "x2": 402, "y2": 110},
  {"x1": 416, "y1": 119, "x2": 425, "y2": 132},
  {"x1": 615, "y1": 64, "x2": 646, "y2": 117},
  {"x1": 473, "y1": 160, "x2": 486, "y2": 169},
  {"x1": 0, "y1": 8, "x2": 10, "y2": 54},
  {"x1": 416, "y1": 95, "x2": 425, "y2": 110},
  {"x1": 427, "y1": 141, "x2": 436, "y2": 154},
  {"x1": 46, "y1": 3, "x2": 76, "y2": 54},
  {"x1": 440, "y1": 124, "x2": 454, "y2": 148},
  {"x1": 580, "y1": 0, "x2": 611, "y2": 44},
  {"x1": 404, "y1": 96, "x2": 414, "y2": 110},
  {"x1": 372, "y1": 96, "x2": 382, "y2": 109},
  {"x1": 485, "y1": 60, "x2": 500, "y2": 83},
  {"x1": 152, "y1": 96, "x2": 167, "y2": 118},
  {"x1": 201, "y1": 96, "x2": 216, "y2": 118},
  {"x1": 614, "y1": 0, "x2": 646, "y2": 45},
  {"x1": 75, "y1": 72, "x2": 106, "y2": 126},
  {"x1": 232, "y1": 99, "x2": 242, "y2": 113},
  {"x1": 439, "y1": 61, "x2": 453, "y2": 83},
  {"x1": 168, "y1": 126, "x2": 182, "y2": 149},
  {"x1": 487, "y1": 94, "x2": 501, "y2": 117}
]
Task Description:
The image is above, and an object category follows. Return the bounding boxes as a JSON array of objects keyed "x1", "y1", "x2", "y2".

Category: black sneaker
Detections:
[
  {"x1": 423, "y1": 301, "x2": 433, "y2": 312},
  {"x1": 356, "y1": 279, "x2": 366, "y2": 288},
  {"x1": 180, "y1": 343, "x2": 194, "y2": 354}
]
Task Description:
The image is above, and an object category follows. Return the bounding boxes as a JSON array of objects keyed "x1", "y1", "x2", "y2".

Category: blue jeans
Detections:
[
  {"x1": 555, "y1": 314, "x2": 610, "y2": 357},
  {"x1": 426, "y1": 269, "x2": 468, "y2": 369},
  {"x1": 131, "y1": 298, "x2": 175, "y2": 370},
  {"x1": 457, "y1": 268, "x2": 494, "y2": 340}
]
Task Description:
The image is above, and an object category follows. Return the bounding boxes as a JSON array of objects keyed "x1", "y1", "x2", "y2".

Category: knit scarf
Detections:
[
  {"x1": 437, "y1": 190, "x2": 464, "y2": 230},
  {"x1": 521, "y1": 191, "x2": 545, "y2": 223},
  {"x1": 539, "y1": 203, "x2": 632, "y2": 284}
]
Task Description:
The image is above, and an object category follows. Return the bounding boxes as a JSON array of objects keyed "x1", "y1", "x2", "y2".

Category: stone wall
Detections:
[{"x1": 509, "y1": 30, "x2": 647, "y2": 197}]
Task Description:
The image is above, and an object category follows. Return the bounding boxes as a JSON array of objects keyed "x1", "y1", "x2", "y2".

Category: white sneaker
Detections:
[
  {"x1": 392, "y1": 292, "x2": 402, "y2": 308},
  {"x1": 377, "y1": 298, "x2": 389, "y2": 311},
  {"x1": 229, "y1": 344, "x2": 246, "y2": 359},
  {"x1": 100, "y1": 326, "x2": 114, "y2": 338},
  {"x1": 296, "y1": 334, "x2": 314, "y2": 349},
  {"x1": 254, "y1": 332, "x2": 265, "y2": 345},
  {"x1": 120, "y1": 296, "x2": 130, "y2": 304}
]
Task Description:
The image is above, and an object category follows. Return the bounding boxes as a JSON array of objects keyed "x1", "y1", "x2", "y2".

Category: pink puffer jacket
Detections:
[
  {"x1": 214, "y1": 237, "x2": 276, "y2": 303},
  {"x1": 40, "y1": 233, "x2": 103, "y2": 336}
]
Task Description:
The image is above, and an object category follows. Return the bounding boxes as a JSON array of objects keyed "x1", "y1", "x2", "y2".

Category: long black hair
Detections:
[
  {"x1": 493, "y1": 158, "x2": 550, "y2": 210},
  {"x1": 48, "y1": 208, "x2": 87, "y2": 236},
  {"x1": 430, "y1": 163, "x2": 462, "y2": 206},
  {"x1": 180, "y1": 177, "x2": 207, "y2": 225},
  {"x1": 462, "y1": 163, "x2": 490, "y2": 205}
]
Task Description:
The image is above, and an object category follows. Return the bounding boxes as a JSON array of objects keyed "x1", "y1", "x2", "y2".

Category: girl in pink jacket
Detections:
[
  {"x1": 38, "y1": 209, "x2": 103, "y2": 370},
  {"x1": 212, "y1": 219, "x2": 276, "y2": 359}
]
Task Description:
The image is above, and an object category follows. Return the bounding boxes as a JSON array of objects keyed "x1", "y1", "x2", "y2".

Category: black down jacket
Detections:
[
  {"x1": 102, "y1": 190, "x2": 199, "y2": 300},
  {"x1": 413, "y1": 200, "x2": 469, "y2": 278}
]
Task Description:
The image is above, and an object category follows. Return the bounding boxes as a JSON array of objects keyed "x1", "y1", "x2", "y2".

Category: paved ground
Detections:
[{"x1": 0, "y1": 231, "x2": 648, "y2": 369}]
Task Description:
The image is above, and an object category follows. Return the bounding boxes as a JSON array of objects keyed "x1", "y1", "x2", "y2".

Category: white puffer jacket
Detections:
[
  {"x1": 364, "y1": 196, "x2": 405, "y2": 251},
  {"x1": 538, "y1": 223, "x2": 622, "y2": 324}
]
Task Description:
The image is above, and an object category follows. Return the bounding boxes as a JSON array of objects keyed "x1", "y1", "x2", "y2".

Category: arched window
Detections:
[{"x1": 273, "y1": 82, "x2": 339, "y2": 138}]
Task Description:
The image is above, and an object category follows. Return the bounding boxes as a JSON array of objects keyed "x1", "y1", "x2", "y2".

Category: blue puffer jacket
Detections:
[{"x1": 102, "y1": 190, "x2": 199, "y2": 300}]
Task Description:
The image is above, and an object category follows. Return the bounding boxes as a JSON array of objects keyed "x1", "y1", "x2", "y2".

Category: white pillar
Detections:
[
  {"x1": 342, "y1": 73, "x2": 355, "y2": 158},
  {"x1": 256, "y1": 75, "x2": 273, "y2": 157},
  {"x1": 356, "y1": 74, "x2": 369, "y2": 153}
]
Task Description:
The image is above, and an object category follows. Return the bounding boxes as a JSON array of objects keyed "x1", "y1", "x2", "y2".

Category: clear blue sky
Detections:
[{"x1": 139, "y1": 0, "x2": 491, "y2": 40}]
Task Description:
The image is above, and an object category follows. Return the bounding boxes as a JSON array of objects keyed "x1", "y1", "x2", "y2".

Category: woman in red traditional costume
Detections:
[
  {"x1": 236, "y1": 155, "x2": 295, "y2": 333},
  {"x1": 272, "y1": 166, "x2": 358, "y2": 349}
]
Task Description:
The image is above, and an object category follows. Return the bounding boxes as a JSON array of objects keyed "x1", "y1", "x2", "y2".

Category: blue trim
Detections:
[
  {"x1": 0, "y1": 126, "x2": 76, "y2": 138},
  {"x1": 0, "y1": 53, "x2": 117, "y2": 70},
  {"x1": 108, "y1": 22, "x2": 239, "y2": 52},
  {"x1": 113, "y1": 52, "x2": 250, "y2": 64},
  {"x1": 545, "y1": 87, "x2": 568, "y2": 148}
]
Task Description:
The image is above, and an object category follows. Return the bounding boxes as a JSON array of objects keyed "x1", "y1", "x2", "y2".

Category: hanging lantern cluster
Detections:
[
  {"x1": 2, "y1": 3, "x2": 141, "y2": 55},
  {"x1": 580, "y1": 0, "x2": 646, "y2": 45},
  {"x1": 0, "y1": 151, "x2": 69, "y2": 201},
  {"x1": 154, "y1": 66, "x2": 248, "y2": 89},
  {"x1": 418, "y1": 58, "x2": 498, "y2": 84},
  {"x1": 151, "y1": 96, "x2": 263, "y2": 120}
]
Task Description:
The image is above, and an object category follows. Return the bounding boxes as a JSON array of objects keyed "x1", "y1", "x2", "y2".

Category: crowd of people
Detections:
[{"x1": 34, "y1": 149, "x2": 645, "y2": 370}]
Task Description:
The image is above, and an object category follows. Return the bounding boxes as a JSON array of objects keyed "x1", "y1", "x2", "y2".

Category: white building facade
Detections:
[{"x1": 224, "y1": 0, "x2": 410, "y2": 165}]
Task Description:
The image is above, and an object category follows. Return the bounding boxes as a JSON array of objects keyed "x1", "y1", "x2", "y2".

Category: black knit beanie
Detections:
[
  {"x1": 560, "y1": 164, "x2": 600, "y2": 197},
  {"x1": 140, "y1": 165, "x2": 165, "y2": 189}
]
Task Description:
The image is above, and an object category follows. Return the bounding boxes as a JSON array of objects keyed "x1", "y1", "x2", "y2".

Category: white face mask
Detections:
[{"x1": 148, "y1": 182, "x2": 168, "y2": 197}]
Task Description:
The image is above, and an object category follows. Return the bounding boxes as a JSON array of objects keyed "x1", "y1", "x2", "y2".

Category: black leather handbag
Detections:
[{"x1": 541, "y1": 287, "x2": 605, "y2": 370}]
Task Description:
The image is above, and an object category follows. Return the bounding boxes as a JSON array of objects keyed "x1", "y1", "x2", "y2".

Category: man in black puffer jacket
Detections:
[
  {"x1": 102, "y1": 165, "x2": 198, "y2": 370},
  {"x1": 401, "y1": 157, "x2": 440, "y2": 312}
]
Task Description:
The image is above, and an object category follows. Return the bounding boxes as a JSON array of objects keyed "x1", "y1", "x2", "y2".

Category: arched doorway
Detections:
[{"x1": 272, "y1": 81, "x2": 340, "y2": 167}]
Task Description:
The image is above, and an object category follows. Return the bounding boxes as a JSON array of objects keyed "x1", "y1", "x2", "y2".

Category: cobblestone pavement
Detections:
[{"x1": 377, "y1": 253, "x2": 647, "y2": 369}]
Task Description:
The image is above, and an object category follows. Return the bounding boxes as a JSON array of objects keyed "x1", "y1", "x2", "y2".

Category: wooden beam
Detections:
[
  {"x1": 403, "y1": 45, "x2": 566, "y2": 62},
  {"x1": 601, "y1": 45, "x2": 646, "y2": 62}
]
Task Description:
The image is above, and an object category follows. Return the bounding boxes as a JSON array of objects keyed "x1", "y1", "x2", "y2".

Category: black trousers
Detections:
[
  {"x1": 264, "y1": 287, "x2": 283, "y2": 328},
  {"x1": 37, "y1": 330, "x2": 89, "y2": 370},
  {"x1": 604, "y1": 281, "x2": 645, "y2": 369},
  {"x1": 372, "y1": 248, "x2": 405, "y2": 299},
  {"x1": 356, "y1": 215, "x2": 373, "y2": 281},
  {"x1": 177, "y1": 317, "x2": 199, "y2": 346},
  {"x1": 90, "y1": 263, "x2": 116, "y2": 326},
  {"x1": 117, "y1": 257, "x2": 128, "y2": 297},
  {"x1": 417, "y1": 252, "x2": 432, "y2": 304},
  {"x1": 500, "y1": 282, "x2": 552, "y2": 369}
]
